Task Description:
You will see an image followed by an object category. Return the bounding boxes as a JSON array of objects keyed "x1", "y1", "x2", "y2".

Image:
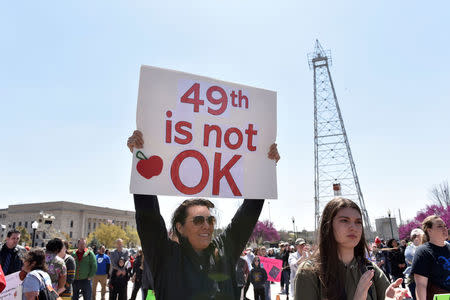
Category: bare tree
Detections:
[{"x1": 430, "y1": 180, "x2": 450, "y2": 208}]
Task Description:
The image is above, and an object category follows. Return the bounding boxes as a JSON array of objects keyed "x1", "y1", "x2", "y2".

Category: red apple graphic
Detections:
[{"x1": 136, "y1": 152, "x2": 163, "y2": 179}]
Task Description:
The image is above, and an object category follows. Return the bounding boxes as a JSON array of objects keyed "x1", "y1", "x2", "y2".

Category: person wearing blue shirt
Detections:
[{"x1": 93, "y1": 246, "x2": 111, "y2": 300}]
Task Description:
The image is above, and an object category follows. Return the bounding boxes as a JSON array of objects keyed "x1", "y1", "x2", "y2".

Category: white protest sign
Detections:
[
  {"x1": 0, "y1": 272, "x2": 22, "y2": 300},
  {"x1": 130, "y1": 66, "x2": 277, "y2": 199}
]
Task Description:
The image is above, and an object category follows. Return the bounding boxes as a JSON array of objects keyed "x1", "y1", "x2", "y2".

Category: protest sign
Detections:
[
  {"x1": 0, "y1": 272, "x2": 22, "y2": 300},
  {"x1": 259, "y1": 256, "x2": 283, "y2": 282},
  {"x1": 130, "y1": 66, "x2": 277, "y2": 199}
]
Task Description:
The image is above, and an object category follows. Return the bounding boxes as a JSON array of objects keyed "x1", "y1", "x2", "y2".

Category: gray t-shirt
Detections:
[{"x1": 22, "y1": 270, "x2": 52, "y2": 300}]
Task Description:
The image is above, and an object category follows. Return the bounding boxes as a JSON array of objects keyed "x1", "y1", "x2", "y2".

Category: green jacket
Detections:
[
  {"x1": 294, "y1": 258, "x2": 390, "y2": 300},
  {"x1": 71, "y1": 249, "x2": 97, "y2": 280}
]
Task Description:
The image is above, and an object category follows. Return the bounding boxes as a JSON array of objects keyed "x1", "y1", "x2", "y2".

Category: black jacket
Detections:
[
  {"x1": 0, "y1": 244, "x2": 24, "y2": 275},
  {"x1": 249, "y1": 265, "x2": 268, "y2": 289},
  {"x1": 134, "y1": 194, "x2": 264, "y2": 300}
]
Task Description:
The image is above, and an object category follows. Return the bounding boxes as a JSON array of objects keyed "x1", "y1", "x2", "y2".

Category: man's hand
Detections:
[
  {"x1": 268, "y1": 143, "x2": 280, "y2": 163},
  {"x1": 127, "y1": 130, "x2": 144, "y2": 152}
]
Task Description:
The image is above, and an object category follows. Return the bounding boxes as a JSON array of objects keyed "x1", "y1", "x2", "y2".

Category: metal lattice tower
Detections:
[{"x1": 308, "y1": 40, "x2": 372, "y2": 234}]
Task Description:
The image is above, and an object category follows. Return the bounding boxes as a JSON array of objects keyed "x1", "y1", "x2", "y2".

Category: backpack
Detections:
[{"x1": 35, "y1": 271, "x2": 62, "y2": 300}]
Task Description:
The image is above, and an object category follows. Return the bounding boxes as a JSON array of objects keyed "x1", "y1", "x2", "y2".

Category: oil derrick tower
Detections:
[{"x1": 308, "y1": 40, "x2": 372, "y2": 234}]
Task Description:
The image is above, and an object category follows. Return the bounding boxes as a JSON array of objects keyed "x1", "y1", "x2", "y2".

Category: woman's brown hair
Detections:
[
  {"x1": 313, "y1": 197, "x2": 369, "y2": 300},
  {"x1": 422, "y1": 215, "x2": 441, "y2": 242},
  {"x1": 24, "y1": 249, "x2": 48, "y2": 272}
]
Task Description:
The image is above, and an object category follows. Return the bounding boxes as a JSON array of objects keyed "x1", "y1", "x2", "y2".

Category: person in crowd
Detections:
[
  {"x1": 45, "y1": 238, "x2": 67, "y2": 294},
  {"x1": 276, "y1": 243, "x2": 287, "y2": 294},
  {"x1": 411, "y1": 215, "x2": 450, "y2": 300},
  {"x1": 59, "y1": 240, "x2": 76, "y2": 300},
  {"x1": 250, "y1": 256, "x2": 268, "y2": 300},
  {"x1": 294, "y1": 197, "x2": 408, "y2": 300},
  {"x1": 399, "y1": 240, "x2": 407, "y2": 255},
  {"x1": 93, "y1": 245, "x2": 110, "y2": 300},
  {"x1": 281, "y1": 242, "x2": 291, "y2": 298},
  {"x1": 109, "y1": 257, "x2": 130, "y2": 300},
  {"x1": 110, "y1": 239, "x2": 129, "y2": 276},
  {"x1": 259, "y1": 246, "x2": 271, "y2": 300},
  {"x1": 71, "y1": 238, "x2": 97, "y2": 300},
  {"x1": 267, "y1": 248, "x2": 275, "y2": 258},
  {"x1": 0, "y1": 229, "x2": 25, "y2": 275},
  {"x1": 21, "y1": 249, "x2": 53, "y2": 300},
  {"x1": 236, "y1": 251, "x2": 250, "y2": 299},
  {"x1": 386, "y1": 239, "x2": 406, "y2": 287},
  {"x1": 243, "y1": 247, "x2": 256, "y2": 300},
  {"x1": 288, "y1": 238, "x2": 308, "y2": 296},
  {"x1": 374, "y1": 237, "x2": 389, "y2": 279},
  {"x1": 404, "y1": 228, "x2": 424, "y2": 300},
  {"x1": 127, "y1": 130, "x2": 280, "y2": 300},
  {"x1": 129, "y1": 249, "x2": 143, "y2": 300}
]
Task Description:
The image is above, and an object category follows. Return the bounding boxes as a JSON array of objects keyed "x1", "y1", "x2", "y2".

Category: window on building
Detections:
[
  {"x1": 25, "y1": 221, "x2": 28, "y2": 228},
  {"x1": 41, "y1": 242, "x2": 44, "y2": 247},
  {"x1": 19, "y1": 221, "x2": 22, "y2": 227},
  {"x1": 93, "y1": 223, "x2": 96, "y2": 229},
  {"x1": 70, "y1": 220, "x2": 74, "y2": 228},
  {"x1": 88, "y1": 222, "x2": 91, "y2": 230},
  {"x1": 12, "y1": 222, "x2": 15, "y2": 228},
  {"x1": 43, "y1": 232, "x2": 46, "y2": 239},
  {"x1": 70, "y1": 232, "x2": 73, "y2": 238}
]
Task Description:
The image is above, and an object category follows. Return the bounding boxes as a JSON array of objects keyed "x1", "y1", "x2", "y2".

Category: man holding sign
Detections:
[{"x1": 128, "y1": 66, "x2": 279, "y2": 300}]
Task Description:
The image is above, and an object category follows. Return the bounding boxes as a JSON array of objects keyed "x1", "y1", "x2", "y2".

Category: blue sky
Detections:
[{"x1": 1, "y1": 1, "x2": 449, "y2": 231}]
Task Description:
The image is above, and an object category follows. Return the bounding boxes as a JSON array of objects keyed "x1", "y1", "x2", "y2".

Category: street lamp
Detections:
[
  {"x1": 292, "y1": 217, "x2": 296, "y2": 239},
  {"x1": 387, "y1": 209, "x2": 394, "y2": 240},
  {"x1": 31, "y1": 221, "x2": 39, "y2": 247}
]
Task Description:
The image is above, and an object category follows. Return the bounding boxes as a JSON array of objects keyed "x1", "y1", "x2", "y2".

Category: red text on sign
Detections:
[
  {"x1": 170, "y1": 150, "x2": 242, "y2": 196},
  {"x1": 180, "y1": 83, "x2": 249, "y2": 115},
  {"x1": 203, "y1": 123, "x2": 257, "y2": 151}
]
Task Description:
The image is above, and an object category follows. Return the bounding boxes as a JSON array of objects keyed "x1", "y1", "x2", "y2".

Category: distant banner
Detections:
[
  {"x1": 259, "y1": 256, "x2": 283, "y2": 282},
  {"x1": 0, "y1": 272, "x2": 22, "y2": 300}
]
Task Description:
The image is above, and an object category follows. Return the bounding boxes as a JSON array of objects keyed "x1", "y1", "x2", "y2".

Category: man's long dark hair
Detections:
[{"x1": 312, "y1": 197, "x2": 369, "y2": 300}]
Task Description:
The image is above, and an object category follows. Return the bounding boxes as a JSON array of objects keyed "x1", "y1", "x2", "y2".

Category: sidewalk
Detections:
[{"x1": 94, "y1": 281, "x2": 291, "y2": 300}]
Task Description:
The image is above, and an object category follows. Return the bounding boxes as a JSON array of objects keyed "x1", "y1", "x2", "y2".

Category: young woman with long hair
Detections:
[{"x1": 294, "y1": 197, "x2": 407, "y2": 300}]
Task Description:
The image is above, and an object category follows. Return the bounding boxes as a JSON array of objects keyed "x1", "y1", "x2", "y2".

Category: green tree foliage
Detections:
[
  {"x1": 124, "y1": 226, "x2": 140, "y2": 247},
  {"x1": 87, "y1": 223, "x2": 127, "y2": 248},
  {"x1": 17, "y1": 226, "x2": 31, "y2": 245}
]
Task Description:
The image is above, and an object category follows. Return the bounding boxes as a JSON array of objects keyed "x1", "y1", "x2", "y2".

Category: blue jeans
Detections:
[
  {"x1": 73, "y1": 279, "x2": 92, "y2": 300},
  {"x1": 264, "y1": 281, "x2": 271, "y2": 300}
]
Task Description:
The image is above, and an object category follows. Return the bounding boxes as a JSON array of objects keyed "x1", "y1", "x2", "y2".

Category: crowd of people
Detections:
[
  {"x1": 0, "y1": 234, "x2": 152, "y2": 300},
  {"x1": 0, "y1": 131, "x2": 448, "y2": 300}
]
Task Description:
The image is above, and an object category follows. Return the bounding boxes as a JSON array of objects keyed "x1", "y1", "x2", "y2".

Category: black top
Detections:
[
  {"x1": 411, "y1": 242, "x2": 450, "y2": 290},
  {"x1": 134, "y1": 194, "x2": 264, "y2": 300},
  {"x1": 0, "y1": 244, "x2": 24, "y2": 275},
  {"x1": 250, "y1": 265, "x2": 268, "y2": 289},
  {"x1": 388, "y1": 249, "x2": 406, "y2": 277}
]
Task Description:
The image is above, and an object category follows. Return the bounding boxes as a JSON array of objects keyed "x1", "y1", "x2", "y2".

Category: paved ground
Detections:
[{"x1": 93, "y1": 281, "x2": 291, "y2": 300}]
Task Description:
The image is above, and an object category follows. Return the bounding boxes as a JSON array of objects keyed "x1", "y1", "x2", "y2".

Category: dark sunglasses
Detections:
[{"x1": 191, "y1": 215, "x2": 216, "y2": 226}]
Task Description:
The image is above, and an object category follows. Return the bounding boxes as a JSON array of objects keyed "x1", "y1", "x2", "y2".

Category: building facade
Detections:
[
  {"x1": 0, "y1": 201, "x2": 136, "y2": 247},
  {"x1": 375, "y1": 217, "x2": 399, "y2": 241}
]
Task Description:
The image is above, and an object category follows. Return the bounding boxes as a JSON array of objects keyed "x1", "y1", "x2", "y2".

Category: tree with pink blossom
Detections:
[
  {"x1": 398, "y1": 205, "x2": 450, "y2": 240},
  {"x1": 249, "y1": 220, "x2": 280, "y2": 244}
]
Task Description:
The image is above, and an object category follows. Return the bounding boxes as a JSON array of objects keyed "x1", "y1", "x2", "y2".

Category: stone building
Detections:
[
  {"x1": 0, "y1": 201, "x2": 136, "y2": 247},
  {"x1": 375, "y1": 217, "x2": 399, "y2": 241}
]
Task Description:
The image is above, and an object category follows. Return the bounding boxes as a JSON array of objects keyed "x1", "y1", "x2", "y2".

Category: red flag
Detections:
[
  {"x1": 258, "y1": 256, "x2": 283, "y2": 282},
  {"x1": 0, "y1": 264, "x2": 6, "y2": 293}
]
